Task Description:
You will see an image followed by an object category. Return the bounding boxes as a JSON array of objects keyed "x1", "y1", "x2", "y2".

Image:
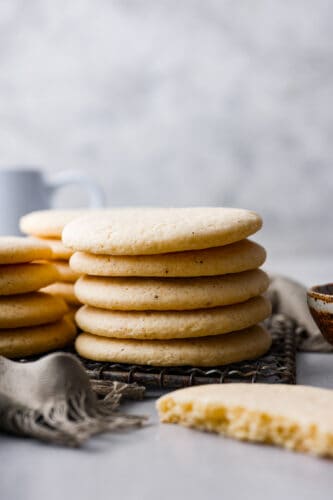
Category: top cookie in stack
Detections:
[
  {"x1": 20, "y1": 210, "x2": 85, "y2": 310},
  {"x1": 63, "y1": 208, "x2": 272, "y2": 367}
]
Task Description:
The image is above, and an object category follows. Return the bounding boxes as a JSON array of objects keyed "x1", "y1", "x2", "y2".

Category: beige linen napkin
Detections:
[
  {"x1": 267, "y1": 274, "x2": 333, "y2": 352},
  {"x1": 0, "y1": 353, "x2": 146, "y2": 447}
]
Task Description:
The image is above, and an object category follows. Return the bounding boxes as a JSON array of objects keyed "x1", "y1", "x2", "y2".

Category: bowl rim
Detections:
[{"x1": 308, "y1": 283, "x2": 333, "y2": 302}]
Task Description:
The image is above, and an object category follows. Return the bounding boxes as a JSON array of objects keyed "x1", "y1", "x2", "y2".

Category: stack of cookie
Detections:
[
  {"x1": 20, "y1": 210, "x2": 84, "y2": 315},
  {"x1": 64, "y1": 207, "x2": 272, "y2": 367},
  {"x1": 0, "y1": 236, "x2": 76, "y2": 358}
]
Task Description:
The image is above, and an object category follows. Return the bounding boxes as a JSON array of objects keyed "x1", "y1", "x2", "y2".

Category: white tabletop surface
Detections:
[{"x1": 1, "y1": 257, "x2": 333, "y2": 500}]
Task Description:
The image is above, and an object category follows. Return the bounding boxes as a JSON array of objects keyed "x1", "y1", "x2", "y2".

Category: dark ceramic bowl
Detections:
[{"x1": 307, "y1": 284, "x2": 333, "y2": 345}]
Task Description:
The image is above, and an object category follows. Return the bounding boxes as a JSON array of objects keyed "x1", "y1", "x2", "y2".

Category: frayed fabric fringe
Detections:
[{"x1": 0, "y1": 354, "x2": 146, "y2": 447}]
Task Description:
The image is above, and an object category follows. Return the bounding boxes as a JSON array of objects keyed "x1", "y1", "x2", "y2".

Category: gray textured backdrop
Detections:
[{"x1": 0, "y1": 0, "x2": 332, "y2": 257}]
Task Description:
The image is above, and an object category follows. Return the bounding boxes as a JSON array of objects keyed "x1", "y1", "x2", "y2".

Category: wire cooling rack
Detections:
[{"x1": 77, "y1": 314, "x2": 296, "y2": 393}]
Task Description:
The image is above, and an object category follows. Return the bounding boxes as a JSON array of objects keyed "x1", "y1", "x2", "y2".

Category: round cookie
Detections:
[
  {"x1": 75, "y1": 325, "x2": 272, "y2": 367},
  {"x1": 53, "y1": 261, "x2": 80, "y2": 283},
  {"x1": 0, "y1": 292, "x2": 68, "y2": 328},
  {"x1": 0, "y1": 262, "x2": 59, "y2": 295},
  {"x1": 74, "y1": 269, "x2": 269, "y2": 311},
  {"x1": 0, "y1": 317, "x2": 77, "y2": 358},
  {"x1": 41, "y1": 282, "x2": 81, "y2": 306},
  {"x1": 20, "y1": 209, "x2": 87, "y2": 238},
  {"x1": 32, "y1": 237, "x2": 74, "y2": 260},
  {"x1": 75, "y1": 295, "x2": 271, "y2": 340},
  {"x1": 0, "y1": 236, "x2": 52, "y2": 264},
  {"x1": 63, "y1": 207, "x2": 262, "y2": 255},
  {"x1": 70, "y1": 240, "x2": 266, "y2": 278}
]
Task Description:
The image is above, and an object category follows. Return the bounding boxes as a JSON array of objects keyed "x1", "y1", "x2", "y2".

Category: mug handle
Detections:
[{"x1": 45, "y1": 170, "x2": 106, "y2": 208}]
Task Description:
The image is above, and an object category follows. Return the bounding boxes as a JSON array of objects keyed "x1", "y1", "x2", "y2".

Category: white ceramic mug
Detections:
[{"x1": 0, "y1": 167, "x2": 106, "y2": 235}]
